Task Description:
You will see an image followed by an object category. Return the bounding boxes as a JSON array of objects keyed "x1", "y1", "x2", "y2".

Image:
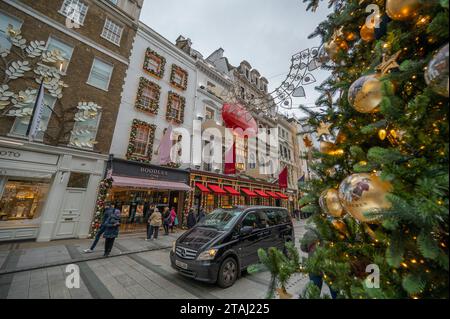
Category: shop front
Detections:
[
  {"x1": 0, "y1": 141, "x2": 107, "y2": 242},
  {"x1": 187, "y1": 170, "x2": 290, "y2": 214},
  {"x1": 105, "y1": 158, "x2": 190, "y2": 234}
]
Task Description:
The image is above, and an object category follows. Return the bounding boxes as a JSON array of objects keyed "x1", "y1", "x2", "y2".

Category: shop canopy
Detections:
[
  {"x1": 208, "y1": 184, "x2": 227, "y2": 194},
  {"x1": 241, "y1": 188, "x2": 257, "y2": 197},
  {"x1": 265, "y1": 191, "x2": 280, "y2": 199},
  {"x1": 254, "y1": 190, "x2": 270, "y2": 198},
  {"x1": 276, "y1": 192, "x2": 289, "y2": 199},
  {"x1": 195, "y1": 182, "x2": 210, "y2": 193},
  {"x1": 112, "y1": 175, "x2": 191, "y2": 191},
  {"x1": 223, "y1": 186, "x2": 241, "y2": 196}
]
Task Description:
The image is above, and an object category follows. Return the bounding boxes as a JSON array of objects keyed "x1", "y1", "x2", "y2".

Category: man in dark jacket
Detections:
[
  {"x1": 300, "y1": 226, "x2": 338, "y2": 299},
  {"x1": 187, "y1": 209, "x2": 197, "y2": 229},
  {"x1": 197, "y1": 208, "x2": 206, "y2": 223},
  {"x1": 84, "y1": 206, "x2": 113, "y2": 253},
  {"x1": 103, "y1": 209, "x2": 121, "y2": 257}
]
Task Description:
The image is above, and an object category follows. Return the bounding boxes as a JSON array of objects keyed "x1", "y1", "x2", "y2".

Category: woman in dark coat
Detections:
[
  {"x1": 186, "y1": 209, "x2": 197, "y2": 229},
  {"x1": 103, "y1": 209, "x2": 121, "y2": 257}
]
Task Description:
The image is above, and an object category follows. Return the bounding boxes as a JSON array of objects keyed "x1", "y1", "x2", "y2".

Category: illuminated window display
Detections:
[{"x1": 0, "y1": 178, "x2": 50, "y2": 222}]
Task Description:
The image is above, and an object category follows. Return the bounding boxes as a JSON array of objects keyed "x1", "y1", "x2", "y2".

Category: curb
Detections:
[{"x1": 0, "y1": 244, "x2": 172, "y2": 276}]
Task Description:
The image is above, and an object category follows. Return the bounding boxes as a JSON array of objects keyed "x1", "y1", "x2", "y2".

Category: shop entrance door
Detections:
[{"x1": 54, "y1": 189, "x2": 85, "y2": 239}]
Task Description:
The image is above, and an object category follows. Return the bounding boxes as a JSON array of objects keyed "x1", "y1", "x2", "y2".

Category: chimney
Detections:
[{"x1": 175, "y1": 35, "x2": 192, "y2": 54}]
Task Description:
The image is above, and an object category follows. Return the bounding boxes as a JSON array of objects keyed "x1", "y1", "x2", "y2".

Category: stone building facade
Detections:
[{"x1": 0, "y1": 0, "x2": 142, "y2": 241}]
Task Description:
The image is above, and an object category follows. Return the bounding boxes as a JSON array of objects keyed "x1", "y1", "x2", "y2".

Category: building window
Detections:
[
  {"x1": 87, "y1": 58, "x2": 113, "y2": 91},
  {"x1": 126, "y1": 119, "x2": 156, "y2": 162},
  {"x1": 205, "y1": 107, "x2": 215, "y2": 121},
  {"x1": 69, "y1": 107, "x2": 101, "y2": 149},
  {"x1": 0, "y1": 11, "x2": 23, "y2": 51},
  {"x1": 59, "y1": 0, "x2": 88, "y2": 25},
  {"x1": 166, "y1": 92, "x2": 186, "y2": 124},
  {"x1": 245, "y1": 68, "x2": 250, "y2": 79},
  {"x1": 10, "y1": 94, "x2": 56, "y2": 141},
  {"x1": 170, "y1": 64, "x2": 188, "y2": 91},
  {"x1": 135, "y1": 77, "x2": 161, "y2": 115},
  {"x1": 143, "y1": 48, "x2": 166, "y2": 78},
  {"x1": 0, "y1": 178, "x2": 51, "y2": 222},
  {"x1": 67, "y1": 173, "x2": 90, "y2": 189},
  {"x1": 45, "y1": 36, "x2": 74, "y2": 73},
  {"x1": 101, "y1": 18, "x2": 123, "y2": 46},
  {"x1": 240, "y1": 87, "x2": 245, "y2": 99}
]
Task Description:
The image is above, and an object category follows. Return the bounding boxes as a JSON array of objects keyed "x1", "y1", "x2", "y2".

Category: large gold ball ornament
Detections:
[
  {"x1": 386, "y1": 0, "x2": 422, "y2": 21},
  {"x1": 425, "y1": 43, "x2": 449, "y2": 98},
  {"x1": 338, "y1": 173, "x2": 392, "y2": 223},
  {"x1": 319, "y1": 189, "x2": 345, "y2": 218},
  {"x1": 360, "y1": 24, "x2": 375, "y2": 42},
  {"x1": 348, "y1": 74, "x2": 383, "y2": 113}
]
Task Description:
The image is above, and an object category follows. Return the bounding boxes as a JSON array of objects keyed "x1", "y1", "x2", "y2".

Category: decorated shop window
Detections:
[
  {"x1": 170, "y1": 64, "x2": 188, "y2": 91},
  {"x1": 135, "y1": 77, "x2": 160, "y2": 114},
  {"x1": 126, "y1": 119, "x2": 156, "y2": 163},
  {"x1": 143, "y1": 48, "x2": 166, "y2": 78},
  {"x1": 166, "y1": 91, "x2": 185, "y2": 124}
]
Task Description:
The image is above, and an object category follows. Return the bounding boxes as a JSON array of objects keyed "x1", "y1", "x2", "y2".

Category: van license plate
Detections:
[{"x1": 176, "y1": 260, "x2": 188, "y2": 270}]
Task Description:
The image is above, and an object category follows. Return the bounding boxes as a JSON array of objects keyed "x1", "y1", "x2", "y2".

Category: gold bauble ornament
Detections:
[
  {"x1": 332, "y1": 219, "x2": 348, "y2": 237},
  {"x1": 319, "y1": 189, "x2": 345, "y2": 218},
  {"x1": 378, "y1": 129, "x2": 387, "y2": 141},
  {"x1": 360, "y1": 24, "x2": 375, "y2": 42},
  {"x1": 386, "y1": 0, "x2": 422, "y2": 21},
  {"x1": 348, "y1": 74, "x2": 383, "y2": 113},
  {"x1": 338, "y1": 173, "x2": 393, "y2": 223},
  {"x1": 425, "y1": 43, "x2": 449, "y2": 98},
  {"x1": 336, "y1": 131, "x2": 348, "y2": 144},
  {"x1": 324, "y1": 39, "x2": 348, "y2": 60},
  {"x1": 320, "y1": 141, "x2": 343, "y2": 156}
]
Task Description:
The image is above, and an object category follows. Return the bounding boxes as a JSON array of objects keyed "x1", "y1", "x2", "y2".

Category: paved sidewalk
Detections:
[
  {"x1": 0, "y1": 229, "x2": 184, "y2": 275},
  {"x1": 0, "y1": 219, "x2": 336, "y2": 299}
]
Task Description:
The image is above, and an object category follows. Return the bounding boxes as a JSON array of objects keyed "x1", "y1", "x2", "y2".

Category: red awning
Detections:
[
  {"x1": 241, "y1": 188, "x2": 257, "y2": 197},
  {"x1": 223, "y1": 186, "x2": 240, "y2": 196},
  {"x1": 195, "y1": 182, "x2": 210, "y2": 193},
  {"x1": 208, "y1": 184, "x2": 227, "y2": 194},
  {"x1": 112, "y1": 175, "x2": 191, "y2": 191},
  {"x1": 254, "y1": 189, "x2": 270, "y2": 198},
  {"x1": 266, "y1": 191, "x2": 280, "y2": 199},
  {"x1": 276, "y1": 192, "x2": 289, "y2": 199}
]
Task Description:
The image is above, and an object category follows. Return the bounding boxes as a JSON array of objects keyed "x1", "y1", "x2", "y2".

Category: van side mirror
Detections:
[{"x1": 240, "y1": 226, "x2": 253, "y2": 236}]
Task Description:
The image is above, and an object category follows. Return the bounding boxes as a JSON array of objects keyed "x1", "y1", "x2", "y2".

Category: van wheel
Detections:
[{"x1": 217, "y1": 257, "x2": 238, "y2": 288}]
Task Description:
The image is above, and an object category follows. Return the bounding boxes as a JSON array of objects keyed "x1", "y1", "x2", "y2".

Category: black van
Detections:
[{"x1": 170, "y1": 206, "x2": 294, "y2": 288}]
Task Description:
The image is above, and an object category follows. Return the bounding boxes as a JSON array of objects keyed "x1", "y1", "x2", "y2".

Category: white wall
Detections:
[{"x1": 110, "y1": 26, "x2": 197, "y2": 169}]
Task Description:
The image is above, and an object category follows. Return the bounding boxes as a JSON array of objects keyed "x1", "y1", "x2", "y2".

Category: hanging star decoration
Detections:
[
  {"x1": 376, "y1": 50, "x2": 402, "y2": 75},
  {"x1": 317, "y1": 122, "x2": 332, "y2": 137},
  {"x1": 303, "y1": 135, "x2": 313, "y2": 148}
]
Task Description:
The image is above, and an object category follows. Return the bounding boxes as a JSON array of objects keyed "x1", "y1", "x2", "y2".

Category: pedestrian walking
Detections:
[
  {"x1": 84, "y1": 206, "x2": 114, "y2": 253},
  {"x1": 103, "y1": 209, "x2": 121, "y2": 257},
  {"x1": 187, "y1": 208, "x2": 197, "y2": 229},
  {"x1": 146, "y1": 207, "x2": 162, "y2": 240},
  {"x1": 169, "y1": 207, "x2": 177, "y2": 233},
  {"x1": 162, "y1": 207, "x2": 171, "y2": 235},
  {"x1": 197, "y1": 207, "x2": 206, "y2": 223},
  {"x1": 300, "y1": 226, "x2": 338, "y2": 299}
]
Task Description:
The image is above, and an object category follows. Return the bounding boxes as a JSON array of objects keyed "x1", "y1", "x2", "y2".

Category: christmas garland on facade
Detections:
[
  {"x1": 166, "y1": 91, "x2": 186, "y2": 124},
  {"x1": 89, "y1": 177, "x2": 113, "y2": 238},
  {"x1": 135, "y1": 77, "x2": 161, "y2": 115},
  {"x1": 126, "y1": 119, "x2": 156, "y2": 163},
  {"x1": 170, "y1": 64, "x2": 189, "y2": 91},
  {"x1": 143, "y1": 48, "x2": 166, "y2": 78}
]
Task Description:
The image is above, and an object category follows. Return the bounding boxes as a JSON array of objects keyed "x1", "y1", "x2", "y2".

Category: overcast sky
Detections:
[{"x1": 140, "y1": 0, "x2": 331, "y2": 118}]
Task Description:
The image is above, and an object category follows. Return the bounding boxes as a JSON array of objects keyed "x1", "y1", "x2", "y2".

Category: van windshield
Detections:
[{"x1": 197, "y1": 208, "x2": 242, "y2": 231}]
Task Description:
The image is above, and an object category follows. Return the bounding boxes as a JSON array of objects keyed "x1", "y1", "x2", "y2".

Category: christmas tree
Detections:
[{"x1": 260, "y1": 0, "x2": 449, "y2": 299}]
